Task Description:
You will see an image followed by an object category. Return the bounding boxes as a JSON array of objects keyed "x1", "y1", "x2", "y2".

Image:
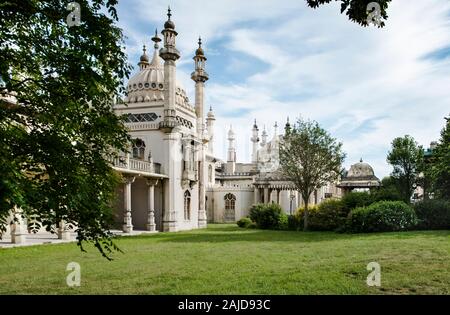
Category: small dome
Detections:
[
  {"x1": 195, "y1": 46, "x2": 204, "y2": 56},
  {"x1": 207, "y1": 107, "x2": 215, "y2": 119},
  {"x1": 140, "y1": 53, "x2": 149, "y2": 62},
  {"x1": 164, "y1": 19, "x2": 175, "y2": 30},
  {"x1": 347, "y1": 159, "x2": 375, "y2": 178}
]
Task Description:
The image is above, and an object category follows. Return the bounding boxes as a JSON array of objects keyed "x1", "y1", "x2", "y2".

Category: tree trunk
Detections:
[{"x1": 303, "y1": 198, "x2": 309, "y2": 231}]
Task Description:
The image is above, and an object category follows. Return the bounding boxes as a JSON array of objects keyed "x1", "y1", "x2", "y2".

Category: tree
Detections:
[
  {"x1": 371, "y1": 176, "x2": 402, "y2": 202},
  {"x1": 305, "y1": 0, "x2": 392, "y2": 27},
  {"x1": 279, "y1": 118, "x2": 346, "y2": 231},
  {"x1": 387, "y1": 135, "x2": 424, "y2": 203},
  {"x1": 429, "y1": 117, "x2": 450, "y2": 200},
  {"x1": 0, "y1": 0, "x2": 131, "y2": 258}
]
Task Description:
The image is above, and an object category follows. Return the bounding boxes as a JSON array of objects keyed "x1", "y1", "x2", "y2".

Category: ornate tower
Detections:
[
  {"x1": 251, "y1": 119, "x2": 259, "y2": 163},
  {"x1": 206, "y1": 106, "x2": 216, "y2": 154},
  {"x1": 159, "y1": 7, "x2": 180, "y2": 132},
  {"x1": 191, "y1": 37, "x2": 209, "y2": 229},
  {"x1": 159, "y1": 8, "x2": 181, "y2": 232},
  {"x1": 261, "y1": 125, "x2": 268, "y2": 147},
  {"x1": 191, "y1": 37, "x2": 209, "y2": 134},
  {"x1": 226, "y1": 126, "x2": 236, "y2": 174}
]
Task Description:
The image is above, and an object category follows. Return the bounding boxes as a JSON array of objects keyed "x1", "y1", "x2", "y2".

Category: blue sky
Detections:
[{"x1": 115, "y1": 0, "x2": 450, "y2": 178}]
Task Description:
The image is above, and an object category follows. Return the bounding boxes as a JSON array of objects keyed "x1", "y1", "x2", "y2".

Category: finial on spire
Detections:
[
  {"x1": 152, "y1": 28, "x2": 161, "y2": 49},
  {"x1": 167, "y1": 6, "x2": 172, "y2": 20},
  {"x1": 210, "y1": 106, "x2": 213, "y2": 111},
  {"x1": 143, "y1": 44, "x2": 147, "y2": 54},
  {"x1": 198, "y1": 37, "x2": 202, "y2": 47},
  {"x1": 360, "y1": 158, "x2": 363, "y2": 163}
]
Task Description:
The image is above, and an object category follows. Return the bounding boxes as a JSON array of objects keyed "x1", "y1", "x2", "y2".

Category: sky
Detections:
[{"x1": 115, "y1": 0, "x2": 450, "y2": 178}]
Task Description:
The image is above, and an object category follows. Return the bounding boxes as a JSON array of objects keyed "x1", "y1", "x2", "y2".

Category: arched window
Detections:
[
  {"x1": 224, "y1": 193, "x2": 236, "y2": 222},
  {"x1": 184, "y1": 190, "x2": 191, "y2": 220},
  {"x1": 208, "y1": 164, "x2": 213, "y2": 183},
  {"x1": 132, "y1": 138, "x2": 146, "y2": 160}
]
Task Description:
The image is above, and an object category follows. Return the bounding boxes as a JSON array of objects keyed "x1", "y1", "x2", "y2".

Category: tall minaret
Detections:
[
  {"x1": 261, "y1": 125, "x2": 268, "y2": 147},
  {"x1": 251, "y1": 119, "x2": 259, "y2": 163},
  {"x1": 226, "y1": 126, "x2": 236, "y2": 173},
  {"x1": 206, "y1": 106, "x2": 216, "y2": 154},
  {"x1": 272, "y1": 121, "x2": 278, "y2": 141},
  {"x1": 159, "y1": 8, "x2": 181, "y2": 232},
  {"x1": 191, "y1": 37, "x2": 209, "y2": 229},
  {"x1": 191, "y1": 37, "x2": 209, "y2": 134},
  {"x1": 159, "y1": 7, "x2": 180, "y2": 132}
]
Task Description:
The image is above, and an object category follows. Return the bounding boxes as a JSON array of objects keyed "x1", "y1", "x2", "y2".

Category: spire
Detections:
[
  {"x1": 138, "y1": 44, "x2": 150, "y2": 70},
  {"x1": 152, "y1": 28, "x2": 161, "y2": 49},
  {"x1": 285, "y1": 116, "x2": 291, "y2": 134},
  {"x1": 253, "y1": 119, "x2": 258, "y2": 129},
  {"x1": 150, "y1": 29, "x2": 162, "y2": 67},
  {"x1": 207, "y1": 105, "x2": 215, "y2": 120},
  {"x1": 164, "y1": 6, "x2": 175, "y2": 30},
  {"x1": 196, "y1": 37, "x2": 205, "y2": 56},
  {"x1": 273, "y1": 121, "x2": 278, "y2": 138},
  {"x1": 261, "y1": 125, "x2": 268, "y2": 146}
]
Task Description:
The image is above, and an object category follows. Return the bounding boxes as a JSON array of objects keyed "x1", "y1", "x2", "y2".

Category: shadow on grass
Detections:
[{"x1": 117, "y1": 224, "x2": 449, "y2": 244}]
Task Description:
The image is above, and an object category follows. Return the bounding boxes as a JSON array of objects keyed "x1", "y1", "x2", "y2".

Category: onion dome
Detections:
[
  {"x1": 195, "y1": 37, "x2": 205, "y2": 56},
  {"x1": 164, "y1": 7, "x2": 175, "y2": 30},
  {"x1": 140, "y1": 45, "x2": 149, "y2": 62}
]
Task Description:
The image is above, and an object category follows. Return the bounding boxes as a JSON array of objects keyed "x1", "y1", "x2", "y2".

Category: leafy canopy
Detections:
[
  {"x1": 387, "y1": 135, "x2": 424, "y2": 203},
  {"x1": 429, "y1": 117, "x2": 450, "y2": 200},
  {"x1": 279, "y1": 118, "x2": 346, "y2": 230},
  {"x1": 0, "y1": 0, "x2": 131, "y2": 258},
  {"x1": 305, "y1": 0, "x2": 392, "y2": 27}
]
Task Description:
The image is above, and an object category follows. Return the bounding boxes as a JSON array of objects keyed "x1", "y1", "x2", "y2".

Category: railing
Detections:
[{"x1": 108, "y1": 155, "x2": 159, "y2": 174}]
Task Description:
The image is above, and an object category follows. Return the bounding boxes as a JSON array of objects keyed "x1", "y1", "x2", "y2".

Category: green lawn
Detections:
[{"x1": 0, "y1": 224, "x2": 449, "y2": 294}]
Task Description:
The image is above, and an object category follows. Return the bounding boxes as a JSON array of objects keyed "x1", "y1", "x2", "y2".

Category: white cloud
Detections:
[{"x1": 118, "y1": 0, "x2": 450, "y2": 178}]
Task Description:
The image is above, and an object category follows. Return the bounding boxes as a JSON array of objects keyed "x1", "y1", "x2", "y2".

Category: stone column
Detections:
[
  {"x1": 146, "y1": 179, "x2": 158, "y2": 232},
  {"x1": 263, "y1": 187, "x2": 269, "y2": 204},
  {"x1": 276, "y1": 189, "x2": 281, "y2": 205},
  {"x1": 10, "y1": 208, "x2": 27, "y2": 244},
  {"x1": 58, "y1": 221, "x2": 71, "y2": 240},
  {"x1": 253, "y1": 185, "x2": 260, "y2": 204},
  {"x1": 123, "y1": 176, "x2": 135, "y2": 233},
  {"x1": 268, "y1": 188, "x2": 273, "y2": 203}
]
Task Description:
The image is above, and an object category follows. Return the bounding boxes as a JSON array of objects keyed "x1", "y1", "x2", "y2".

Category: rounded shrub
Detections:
[
  {"x1": 237, "y1": 217, "x2": 253, "y2": 228},
  {"x1": 341, "y1": 191, "x2": 373, "y2": 213},
  {"x1": 309, "y1": 199, "x2": 347, "y2": 231},
  {"x1": 347, "y1": 201, "x2": 417, "y2": 233},
  {"x1": 249, "y1": 203, "x2": 283, "y2": 229},
  {"x1": 414, "y1": 199, "x2": 450, "y2": 230}
]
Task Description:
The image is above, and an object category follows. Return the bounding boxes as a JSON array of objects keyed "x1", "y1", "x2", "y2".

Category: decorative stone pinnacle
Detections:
[{"x1": 152, "y1": 28, "x2": 161, "y2": 48}]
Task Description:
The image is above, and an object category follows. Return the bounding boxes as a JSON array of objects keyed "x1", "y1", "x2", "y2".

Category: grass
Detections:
[{"x1": 0, "y1": 224, "x2": 449, "y2": 295}]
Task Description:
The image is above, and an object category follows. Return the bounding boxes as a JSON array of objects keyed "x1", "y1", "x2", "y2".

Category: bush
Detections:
[
  {"x1": 341, "y1": 191, "x2": 373, "y2": 213},
  {"x1": 249, "y1": 204, "x2": 266, "y2": 226},
  {"x1": 310, "y1": 199, "x2": 347, "y2": 231},
  {"x1": 237, "y1": 217, "x2": 253, "y2": 228},
  {"x1": 346, "y1": 201, "x2": 417, "y2": 233},
  {"x1": 288, "y1": 213, "x2": 302, "y2": 231},
  {"x1": 278, "y1": 213, "x2": 289, "y2": 230},
  {"x1": 249, "y1": 203, "x2": 283, "y2": 229},
  {"x1": 414, "y1": 199, "x2": 450, "y2": 230}
]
